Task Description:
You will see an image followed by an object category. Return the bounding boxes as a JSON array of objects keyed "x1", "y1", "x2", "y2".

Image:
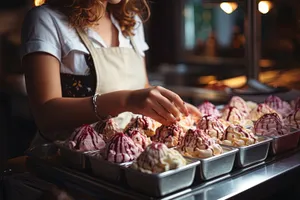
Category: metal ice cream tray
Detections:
[
  {"x1": 233, "y1": 136, "x2": 272, "y2": 168},
  {"x1": 269, "y1": 129, "x2": 300, "y2": 155},
  {"x1": 25, "y1": 143, "x2": 59, "y2": 160},
  {"x1": 193, "y1": 146, "x2": 238, "y2": 181},
  {"x1": 124, "y1": 159, "x2": 200, "y2": 197},
  {"x1": 55, "y1": 142, "x2": 94, "y2": 170},
  {"x1": 86, "y1": 152, "x2": 131, "y2": 184}
]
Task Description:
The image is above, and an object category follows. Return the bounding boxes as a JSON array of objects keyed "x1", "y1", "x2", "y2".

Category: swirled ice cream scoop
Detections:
[
  {"x1": 265, "y1": 95, "x2": 292, "y2": 117},
  {"x1": 178, "y1": 115, "x2": 195, "y2": 131},
  {"x1": 290, "y1": 97, "x2": 300, "y2": 111},
  {"x1": 66, "y1": 125, "x2": 106, "y2": 152},
  {"x1": 254, "y1": 113, "x2": 289, "y2": 136},
  {"x1": 196, "y1": 115, "x2": 226, "y2": 140},
  {"x1": 198, "y1": 101, "x2": 221, "y2": 117},
  {"x1": 221, "y1": 124, "x2": 257, "y2": 147},
  {"x1": 179, "y1": 129, "x2": 223, "y2": 158},
  {"x1": 124, "y1": 116, "x2": 160, "y2": 137},
  {"x1": 222, "y1": 106, "x2": 253, "y2": 128},
  {"x1": 104, "y1": 132, "x2": 143, "y2": 163},
  {"x1": 228, "y1": 96, "x2": 250, "y2": 117},
  {"x1": 287, "y1": 109, "x2": 300, "y2": 129},
  {"x1": 131, "y1": 143, "x2": 186, "y2": 173},
  {"x1": 151, "y1": 123, "x2": 185, "y2": 148},
  {"x1": 94, "y1": 118, "x2": 119, "y2": 142},
  {"x1": 124, "y1": 128, "x2": 151, "y2": 150},
  {"x1": 249, "y1": 103, "x2": 278, "y2": 121}
]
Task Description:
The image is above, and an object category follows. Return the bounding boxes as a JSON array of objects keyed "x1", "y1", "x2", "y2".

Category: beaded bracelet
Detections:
[{"x1": 92, "y1": 93, "x2": 112, "y2": 121}]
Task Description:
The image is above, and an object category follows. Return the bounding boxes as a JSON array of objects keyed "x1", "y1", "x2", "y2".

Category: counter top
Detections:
[{"x1": 25, "y1": 147, "x2": 300, "y2": 200}]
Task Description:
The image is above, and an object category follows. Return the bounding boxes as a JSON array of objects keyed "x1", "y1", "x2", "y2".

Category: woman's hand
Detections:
[
  {"x1": 126, "y1": 86, "x2": 189, "y2": 125},
  {"x1": 185, "y1": 102, "x2": 202, "y2": 121}
]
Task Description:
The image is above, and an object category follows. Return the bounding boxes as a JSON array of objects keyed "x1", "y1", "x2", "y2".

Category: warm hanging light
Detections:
[
  {"x1": 34, "y1": 0, "x2": 45, "y2": 6},
  {"x1": 258, "y1": 1, "x2": 273, "y2": 14},
  {"x1": 220, "y1": 2, "x2": 238, "y2": 14}
]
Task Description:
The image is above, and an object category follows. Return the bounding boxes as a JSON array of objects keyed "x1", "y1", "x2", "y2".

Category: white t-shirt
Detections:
[{"x1": 21, "y1": 5, "x2": 149, "y2": 75}]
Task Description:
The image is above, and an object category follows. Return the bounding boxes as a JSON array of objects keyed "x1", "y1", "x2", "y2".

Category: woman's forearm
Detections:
[{"x1": 32, "y1": 90, "x2": 130, "y2": 133}]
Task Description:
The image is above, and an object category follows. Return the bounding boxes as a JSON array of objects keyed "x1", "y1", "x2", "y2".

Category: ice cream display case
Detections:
[{"x1": 24, "y1": 94, "x2": 300, "y2": 200}]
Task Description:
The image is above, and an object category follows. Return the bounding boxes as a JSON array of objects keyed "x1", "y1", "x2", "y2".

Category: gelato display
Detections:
[
  {"x1": 254, "y1": 113, "x2": 289, "y2": 136},
  {"x1": 65, "y1": 125, "x2": 106, "y2": 152},
  {"x1": 124, "y1": 116, "x2": 160, "y2": 137},
  {"x1": 94, "y1": 118, "x2": 119, "y2": 142},
  {"x1": 228, "y1": 96, "x2": 250, "y2": 117},
  {"x1": 249, "y1": 103, "x2": 278, "y2": 121},
  {"x1": 264, "y1": 95, "x2": 292, "y2": 117},
  {"x1": 179, "y1": 129, "x2": 223, "y2": 158},
  {"x1": 124, "y1": 128, "x2": 151, "y2": 150},
  {"x1": 104, "y1": 132, "x2": 143, "y2": 163},
  {"x1": 221, "y1": 106, "x2": 253, "y2": 128},
  {"x1": 151, "y1": 123, "x2": 185, "y2": 148},
  {"x1": 196, "y1": 115, "x2": 226, "y2": 140},
  {"x1": 287, "y1": 109, "x2": 300, "y2": 129},
  {"x1": 198, "y1": 101, "x2": 221, "y2": 117},
  {"x1": 131, "y1": 142, "x2": 186, "y2": 173},
  {"x1": 221, "y1": 124, "x2": 258, "y2": 147}
]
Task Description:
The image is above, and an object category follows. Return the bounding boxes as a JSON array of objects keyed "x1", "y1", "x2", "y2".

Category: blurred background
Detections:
[{"x1": 1, "y1": 0, "x2": 300, "y2": 164}]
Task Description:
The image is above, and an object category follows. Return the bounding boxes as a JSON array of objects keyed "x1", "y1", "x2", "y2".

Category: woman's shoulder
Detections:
[{"x1": 24, "y1": 5, "x2": 67, "y2": 25}]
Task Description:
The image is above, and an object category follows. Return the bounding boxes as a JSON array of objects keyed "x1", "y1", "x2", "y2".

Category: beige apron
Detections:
[{"x1": 30, "y1": 28, "x2": 147, "y2": 146}]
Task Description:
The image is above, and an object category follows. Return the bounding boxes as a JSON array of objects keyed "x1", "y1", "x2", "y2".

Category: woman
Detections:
[{"x1": 21, "y1": 0, "x2": 200, "y2": 144}]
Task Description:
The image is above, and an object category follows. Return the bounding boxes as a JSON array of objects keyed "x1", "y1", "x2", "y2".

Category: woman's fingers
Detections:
[
  {"x1": 147, "y1": 108, "x2": 172, "y2": 125},
  {"x1": 148, "y1": 100, "x2": 177, "y2": 122},
  {"x1": 158, "y1": 87, "x2": 189, "y2": 116}
]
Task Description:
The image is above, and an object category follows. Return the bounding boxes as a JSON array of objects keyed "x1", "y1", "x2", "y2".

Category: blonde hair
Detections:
[{"x1": 43, "y1": 0, "x2": 150, "y2": 36}]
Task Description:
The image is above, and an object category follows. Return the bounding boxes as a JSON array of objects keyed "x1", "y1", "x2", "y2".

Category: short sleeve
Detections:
[
  {"x1": 134, "y1": 15, "x2": 149, "y2": 56},
  {"x1": 21, "y1": 6, "x2": 62, "y2": 61}
]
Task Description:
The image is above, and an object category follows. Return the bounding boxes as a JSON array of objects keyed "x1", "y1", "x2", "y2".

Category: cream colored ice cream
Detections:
[
  {"x1": 151, "y1": 123, "x2": 185, "y2": 148},
  {"x1": 198, "y1": 101, "x2": 221, "y2": 117},
  {"x1": 124, "y1": 128, "x2": 152, "y2": 150},
  {"x1": 196, "y1": 115, "x2": 226, "y2": 140},
  {"x1": 249, "y1": 103, "x2": 278, "y2": 121},
  {"x1": 124, "y1": 116, "x2": 160, "y2": 137},
  {"x1": 131, "y1": 143, "x2": 186, "y2": 173},
  {"x1": 104, "y1": 132, "x2": 143, "y2": 163},
  {"x1": 221, "y1": 124, "x2": 258, "y2": 147},
  {"x1": 222, "y1": 106, "x2": 253, "y2": 128},
  {"x1": 178, "y1": 114, "x2": 195, "y2": 132},
  {"x1": 254, "y1": 113, "x2": 289, "y2": 136},
  {"x1": 228, "y1": 96, "x2": 250, "y2": 117},
  {"x1": 94, "y1": 118, "x2": 119, "y2": 142},
  {"x1": 265, "y1": 95, "x2": 292, "y2": 117},
  {"x1": 246, "y1": 101, "x2": 258, "y2": 111},
  {"x1": 179, "y1": 129, "x2": 223, "y2": 158},
  {"x1": 287, "y1": 109, "x2": 300, "y2": 129},
  {"x1": 66, "y1": 125, "x2": 106, "y2": 152}
]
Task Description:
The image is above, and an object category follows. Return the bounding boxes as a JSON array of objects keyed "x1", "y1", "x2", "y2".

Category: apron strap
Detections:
[
  {"x1": 129, "y1": 36, "x2": 140, "y2": 55},
  {"x1": 76, "y1": 28, "x2": 102, "y2": 93}
]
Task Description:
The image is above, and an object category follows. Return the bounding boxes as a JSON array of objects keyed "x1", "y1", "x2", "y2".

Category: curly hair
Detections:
[{"x1": 42, "y1": 0, "x2": 150, "y2": 36}]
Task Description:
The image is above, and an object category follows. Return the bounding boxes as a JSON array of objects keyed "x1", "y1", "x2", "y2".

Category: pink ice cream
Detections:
[
  {"x1": 290, "y1": 97, "x2": 300, "y2": 111},
  {"x1": 104, "y1": 132, "x2": 143, "y2": 163},
  {"x1": 265, "y1": 95, "x2": 292, "y2": 117},
  {"x1": 249, "y1": 103, "x2": 278, "y2": 121},
  {"x1": 287, "y1": 109, "x2": 300, "y2": 129},
  {"x1": 221, "y1": 124, "x2": 257, "y2": 147},
  {"x1": 179, "y1": 129, "x2": 223, "y2": 158},
  {"x1": 151, "y1": 123, "x2": 185, "y2": 148},
  {"x1": 94, "y1": 118, "x2": 119, "y2": 142},
  {"x1": 228, "y1": 96, "x2": 250, "y2": 117},
  {"x1": 198, "y1": 101, "x2": 221, "y2": 117},
  {"x1": 66, "y1": 125, "x2": 106, "y2": 152},
  {"x1": 124, "y1": 128, "x2": 151, "y2": 150},
  {"x1": 131, "y1": 143, "x2": 186, "y2": 173},
  {"x1": 196, "y1": 115, "x2": 226, "y2": 140},
  {"x1": 124, "y1": 116, "x2": 160, "y2": 137},
  {"x1": 254, "y1": 113, "x2": 289, "y2": 136}
]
